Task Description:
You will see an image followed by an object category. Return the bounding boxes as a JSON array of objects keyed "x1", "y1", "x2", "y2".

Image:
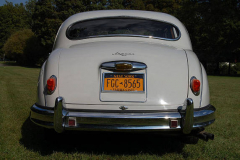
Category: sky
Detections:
[{"x1": 0, "y1": 0, "x2": 28, "y2": 6}]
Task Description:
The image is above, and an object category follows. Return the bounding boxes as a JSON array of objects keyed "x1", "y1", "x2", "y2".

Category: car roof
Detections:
[{"x1": 53, "y1": 10, "x2": 192, "y2": 51}]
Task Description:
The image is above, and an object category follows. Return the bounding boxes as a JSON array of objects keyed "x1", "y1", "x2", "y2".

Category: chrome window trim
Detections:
[
  {"x1": 200, "y1": 63, "x2": 203, "y2": 107},
  {"x1": 66, "y1": 16, "x2": 181, "y2": 41}
]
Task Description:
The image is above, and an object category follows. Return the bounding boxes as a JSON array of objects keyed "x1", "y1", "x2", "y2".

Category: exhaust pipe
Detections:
[
  {"x1": 196, "y1": 131, "x2": 214, "y2": 142},
  {"x1": 197, "y1": 131, "x2": 208, "y2": 142},
  {"x1": 203, "y1": 132, "x2": 214, "y2": 140}
]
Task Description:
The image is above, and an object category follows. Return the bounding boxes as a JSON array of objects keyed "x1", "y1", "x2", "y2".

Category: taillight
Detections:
[
  {"x1": 190, "y1": 77, "x2": 200, "y2": 96},
  {"x1": 47, "y1": 75, "x2": 57, "y2": 94}
]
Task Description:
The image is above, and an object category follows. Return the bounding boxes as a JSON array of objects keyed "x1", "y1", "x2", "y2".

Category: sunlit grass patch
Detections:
[{"x1": 0, "y1": 67, "x2": 239, "y2": 159}]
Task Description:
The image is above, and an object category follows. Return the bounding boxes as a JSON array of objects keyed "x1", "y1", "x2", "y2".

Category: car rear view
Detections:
[{"x1": 30, "y1": 10, "x2": 215, "y2": 142}]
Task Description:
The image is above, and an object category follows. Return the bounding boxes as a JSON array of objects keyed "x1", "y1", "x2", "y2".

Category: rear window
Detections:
[{"x1": 66, "y1": 17, "x2": 180, "y2": 40}]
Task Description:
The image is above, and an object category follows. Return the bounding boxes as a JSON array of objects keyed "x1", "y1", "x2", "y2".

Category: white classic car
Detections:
[{"x1": 30, "y1": 10, "x2": 215, "y2": 141}]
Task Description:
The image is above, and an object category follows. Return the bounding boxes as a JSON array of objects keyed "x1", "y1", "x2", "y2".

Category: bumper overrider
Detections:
[{"x1": 30, "y1": 97, "x2": 215, "y2": 134}]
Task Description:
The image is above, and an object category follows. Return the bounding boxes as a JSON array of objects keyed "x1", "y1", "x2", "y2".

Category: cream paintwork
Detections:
[
  {"x1": 37, "y1": 10, "x2": 208, "y2": 111},
  {"x1": 44, "y1": 50, "x2": 61, "y2": 107},
  {"x1": 185, "y1": 50, "x2": 202, "y2": 108},
  {"x1": 57, "y1": 41, "x2": 188, "y2": 110},
  {"x1": 200, "y1": 64, "x2": 210, "y2": 107},
  {"x1": 37, "y1": 61, "x2": 45, "y2": 106}
]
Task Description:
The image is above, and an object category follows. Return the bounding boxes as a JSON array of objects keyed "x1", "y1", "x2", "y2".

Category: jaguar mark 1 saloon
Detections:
[{"x1": 30, "y1": 10, "x2": 215, "y2": 142}]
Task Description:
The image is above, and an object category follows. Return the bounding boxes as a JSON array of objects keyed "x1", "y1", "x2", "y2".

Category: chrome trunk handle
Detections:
[{"x1": 100, "y1": 61, "x2": 147, "y2": 72}]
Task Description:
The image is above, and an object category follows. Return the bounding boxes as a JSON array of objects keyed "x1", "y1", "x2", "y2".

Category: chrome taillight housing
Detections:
[
  {"x1": 47, "y1": 75, "x2": 57, "y2": 94},
  {"x1": 190, "y1": 76, "x2": 200, "y2": 96}
]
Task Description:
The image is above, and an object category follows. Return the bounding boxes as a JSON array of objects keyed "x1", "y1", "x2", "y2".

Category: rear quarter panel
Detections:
[
  {"x1": 44, "y1": 50, "x2": 61, "y2": 107},
  {"x1": 36, "y1": 61, "x2": 46, "y2": 106},
  {"x1": 200, "y1": 63, "x2": 210, "y2": 107},
  {"x1": 185, "y1": 50, "x2": 202, "y2": 108}
]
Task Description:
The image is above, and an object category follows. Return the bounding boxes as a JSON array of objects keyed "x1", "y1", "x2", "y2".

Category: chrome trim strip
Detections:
[
  {"x1": 184, "y1": 49, "x2": 190, "y2": 98},
  {"x1": 101, "y1": 61, "x2": 147, "y2": 72},
  {"x1": 31, "y1": 103, "x2": 54, "y2": 115},
  {"x1": 67, "y1": 124, "x2": 181, "y2": 131},
  {"x1": 146, "y1": 68, "x2": 148, "y2": 101},
  {"x1": 193, "y1": 119, "x2": 215, "y2": 128},
  {"x1": 200, "y1": 63, "x2": 203, "y2": 107},
  {"x1": 66, "y1": 16, "x2": 182, "y2": 41},
  {"x1": 75, "y1": 34, "x2": 180, "y2": 41},
  {"x1": 101, "y1": 62, "x2": 115, "y2": 70},
  {"x1": 67, "y1": 111, "x2": 181, "y2": 119},
  {"x1": 194, "y1": 107, "x2": 215, "y2": 117},
  {"x1": 62, "y1": 108, "x2": 179, "y2": 113},
  {"x1": 193, "y1": 104, "x2": 215, "y2": 111}
]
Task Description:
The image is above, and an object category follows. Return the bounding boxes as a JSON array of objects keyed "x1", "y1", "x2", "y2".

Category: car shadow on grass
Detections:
[{"x1": 20, "y1": 117, "x2": 186, "y2": 156}]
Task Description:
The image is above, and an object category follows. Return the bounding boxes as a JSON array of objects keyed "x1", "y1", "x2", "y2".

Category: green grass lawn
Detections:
[{"x1": 0, "y1": 66, "x2": 240, "y2": 159}]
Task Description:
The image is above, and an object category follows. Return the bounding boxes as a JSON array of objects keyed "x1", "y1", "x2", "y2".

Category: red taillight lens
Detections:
[
  {"x1": 47, "y1": 76, "x2": 57, "y2": 94},
  {"x1": 68, "y1": 117, "x2": 76, "y2": 127},
  {"x1": 191, "y1": 78, "x2": 200, "y2": 93}
]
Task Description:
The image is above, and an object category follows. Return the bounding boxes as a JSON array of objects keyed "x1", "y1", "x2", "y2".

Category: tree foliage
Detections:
[
  {"x1": 0, "y1": 0, "x2": 240, "y2": 71},
  {"x1": 31, "y1": 0, "x2": 184, "y2": 53},
  {"x1": 178, "y1": 0, "x2": 240, "y2": 64},
  {"x1": 3, "y1": 29, "x2": 44, "y2": 66},
  {"x1": 0, "y1": 1, "x2": 30, "y2": 58}
]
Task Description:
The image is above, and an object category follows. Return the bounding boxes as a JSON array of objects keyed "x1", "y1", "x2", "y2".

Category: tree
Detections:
[
  {"x1": 28, "y1": 0, "x2": 240, "y2": 75},
  {"x1": 3, "y1": 29, "x2": 33, "y2": 63},
  {"x1": 0, "y1": 1, "x2": 30, "y2": 60},
  {"x1": 55, "y1": 0, "x2": 88, "y2": 20},
  {"x1": 107, "y1": 0, "x2": 124, "y2": 9},
  {"x1": 25, "y1": 0, "x2": 38, "y2": 28},
  {"x1": 123, "y1": 0, "x2": 145, "y2": 10},
  {"x1": 32, "y1": 0, "x2": 108, "y2": 54},
  {"x1": 85, "y1": 0, "x2": 108, "y2": 10},
  {"x1": 3, "y1": 29, "x2": 44, "y2": 66},
  {"x1": 176, "y1": 0, "x2": 240, "y2": 75},
  {"x1": 32, "y1": 0, "x2": 61, "y2": 54},
  {"x1": 147, "y1": 0, "x2": 183, "y2": 14}
]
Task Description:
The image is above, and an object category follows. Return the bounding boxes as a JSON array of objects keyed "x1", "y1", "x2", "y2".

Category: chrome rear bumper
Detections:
[{"x1": 30, "y1": 97, "x2": 215, "y2": 134}]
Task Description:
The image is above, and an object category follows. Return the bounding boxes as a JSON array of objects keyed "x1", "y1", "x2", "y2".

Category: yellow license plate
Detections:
[{"x1": 103, "y1": 73, "x2": 144, "y2": 92}]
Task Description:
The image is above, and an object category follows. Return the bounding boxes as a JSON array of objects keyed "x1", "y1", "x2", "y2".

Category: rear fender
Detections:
[
  {"x1": 185, "y1": 50, "x2": 202, "y2": 108},
  {"x1": 44, "y1": 50, "x2": 61, "y2": 107},
  {"x1": 36, "y1": 61, "x2": 46, "y2": 106},
  {"x1": 200, "y1": 64, "x2": 210, "y2": 107}
]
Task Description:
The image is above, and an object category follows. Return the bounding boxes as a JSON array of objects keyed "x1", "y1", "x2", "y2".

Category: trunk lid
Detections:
[{"x1": 58, "y1": 41, "x2": 188, "y2": 109}]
